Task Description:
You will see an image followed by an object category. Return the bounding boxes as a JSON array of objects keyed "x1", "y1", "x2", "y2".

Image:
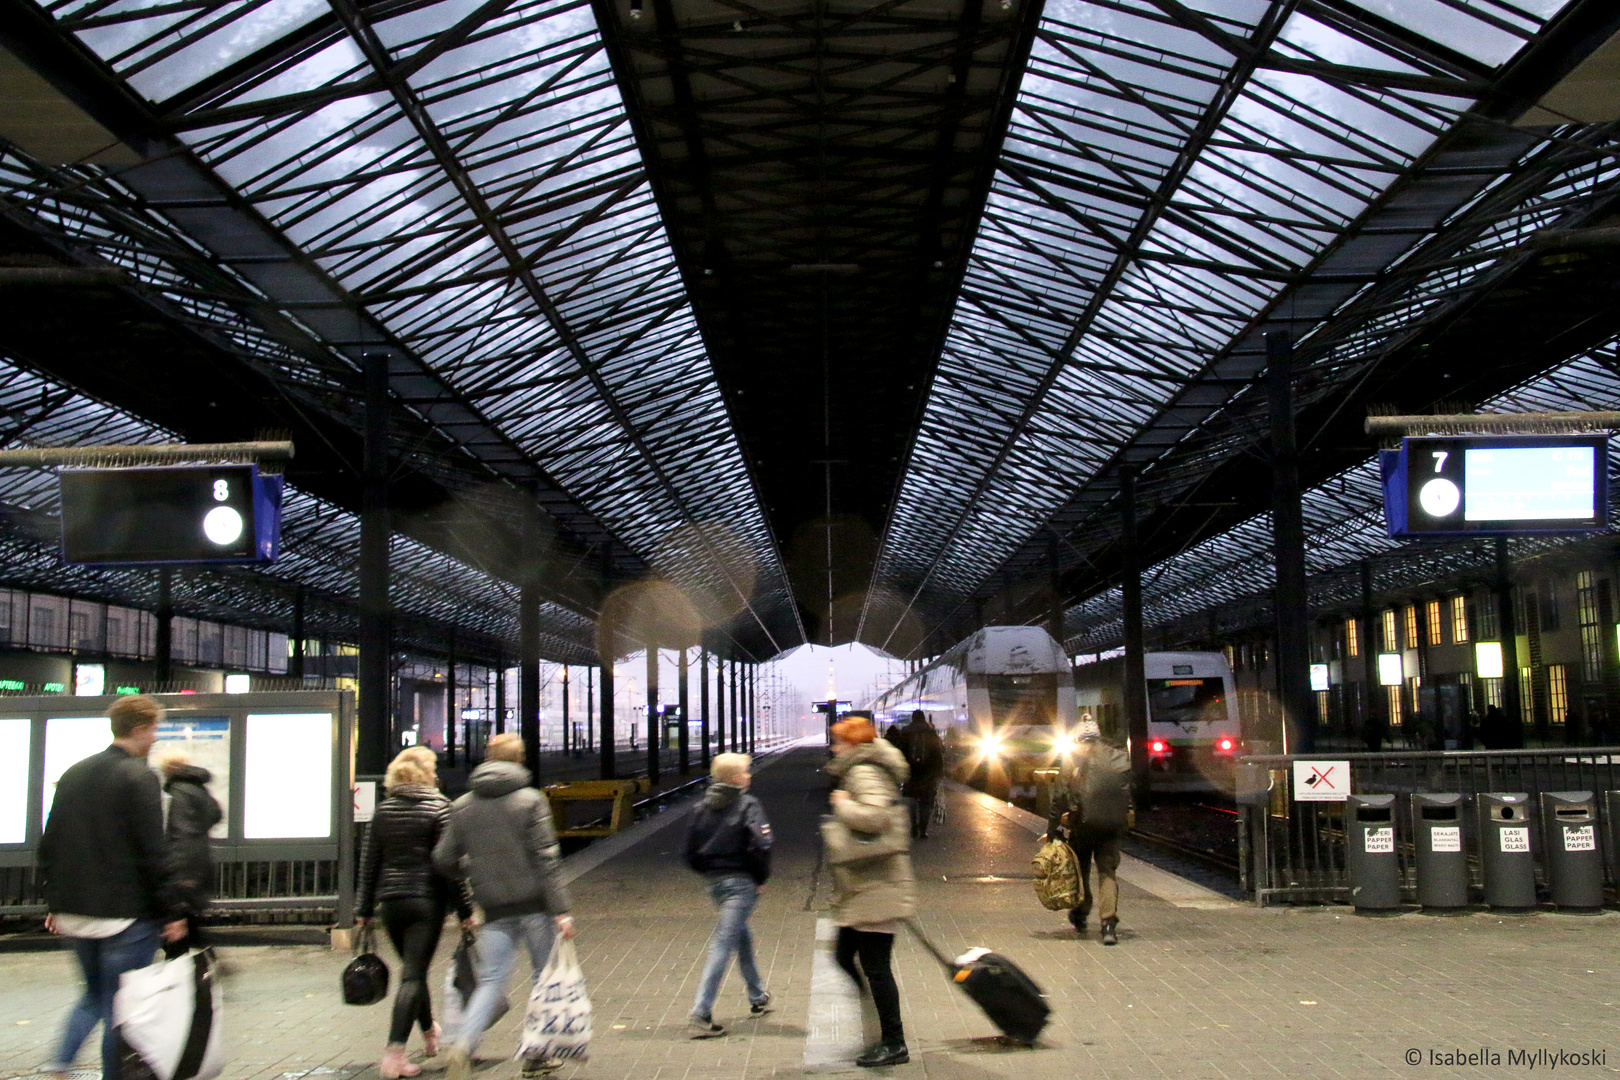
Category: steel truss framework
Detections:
[
  {"x1": 860, "y1": 0, "x2": 1620, "y2": 654},
  {"x1": 0, "y1": 354, "x2": 597, "y2": 663},
  {"x1": 1065, "y1": 333, "x2": 1620, "y2": 655},
  {"x1": 3, "y1": 0, "x2": 800, "y2": 659}
]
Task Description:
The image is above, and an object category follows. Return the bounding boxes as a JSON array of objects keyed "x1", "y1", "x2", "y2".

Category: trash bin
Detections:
[
  {"x1": 1478, "y1": 793, "x2": 1536, "y2": 911},
  {"x1": 1345, "y1": 793, "x2": 1401, "y2": 912},
  {"x1": 1540, "y1": 791, "x2": 1603, "y2": 912},
  {"x1": 1411, "y1": 792, "x2": 1468, "y2": 911}
]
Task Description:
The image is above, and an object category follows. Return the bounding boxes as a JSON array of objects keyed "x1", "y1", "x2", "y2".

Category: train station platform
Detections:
[{"x1": 5, "y1": 746, "x2": 1620, "y2": 1080}]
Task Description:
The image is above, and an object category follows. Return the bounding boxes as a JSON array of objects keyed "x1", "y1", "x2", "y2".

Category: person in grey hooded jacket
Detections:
[
  {"x1": 433, "y1": 734, "x2": 575, "y2": 1079},
  {"x1": 683, "y1": 753, "x2": 773, "y2": 1037}
]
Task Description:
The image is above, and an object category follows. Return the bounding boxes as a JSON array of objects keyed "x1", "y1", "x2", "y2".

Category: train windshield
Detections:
[
  {"x1": 985, "y1": 673, "x2": 1058, "y2": 728},
  {"x1": 1147, "y1": 677, "x2": 1226, "y2": 725}
]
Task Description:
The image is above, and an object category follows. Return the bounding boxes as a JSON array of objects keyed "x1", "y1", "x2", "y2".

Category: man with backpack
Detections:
[
  {"x1": 684, "y1": 753, "x2": 773, "y2": 1038},
  {"x1": 1044, "y1": 715, "x2": 1131, "y2": 945},
  {"x1": 896, "y1": 711, "x2": 944, "y2": 839}
]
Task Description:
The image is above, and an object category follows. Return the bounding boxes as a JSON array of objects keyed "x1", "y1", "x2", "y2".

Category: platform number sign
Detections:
[
  {"x1": 1381, "y1": 434, "x2": 1609, "y2": 538},
  {"x1": 1292, "y1": 760, "x2": 1350, "y2": 802},
  {"x1": 60, "y1": 464, "x2": 283, "y2": 565}
]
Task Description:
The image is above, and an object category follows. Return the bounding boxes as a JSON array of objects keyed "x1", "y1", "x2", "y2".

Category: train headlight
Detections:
[
  {"x1": 1053, "y1": 734, "x2": 1076, "y2": 756},
  {"x1": 979, "y1": 734, "x2": 1003, "y2": 758}
]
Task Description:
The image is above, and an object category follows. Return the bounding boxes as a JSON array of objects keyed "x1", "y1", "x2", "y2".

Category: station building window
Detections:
[
  {"x1": 1520, "y1": 666, "x2": 1534, "y2": 722},
  {"x1": 1403, "y1": 605, "x2": 1419, "y2": 650},
  {"x1": 1576, "y1": 571, "x2": 1603, "y2": 684},
  {"x1": 1382, "y1": 609, "x2": 1398, "y2": 653},
  {"x1": 1548, "y1": 664, "x2": 1570, "y2": 725},
  {"x1": 1476, "y1": 592, "x2": 1499, "y2": 640},
  {"x1": 1426, "y1": 599, "x2": 1443, "y2": 646},
  {"x1": 1345, "y1": 618, "x2": 1359, "y2": 658},
  {"x1": 1386, "y1": 684, "x2": 1403, "y2": 727},
  {"x1": 1450, "y1": 596, "x2": 1468, "y2": 644}
]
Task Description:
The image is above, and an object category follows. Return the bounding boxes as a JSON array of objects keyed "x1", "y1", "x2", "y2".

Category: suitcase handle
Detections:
[{"x1": 901, "y1": 918, "x2": 956, "y2": 974}]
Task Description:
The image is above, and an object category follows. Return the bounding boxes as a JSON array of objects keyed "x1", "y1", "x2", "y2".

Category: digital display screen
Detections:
[
  {"x1": 243, "y1": 713, "x2": 331, "y2": 839},
  {"x1": 60, "y1": 465, "x2": 258, "y2": 564},
  {"x1": 0, "y1": 718, "x2": 30, "y2": 844},
  {"x1": 42, "y1": 715, "x2": 111, "y2": 825},
  {"x1": 1394, "y1": 436, "x2": 1608, "y2": 537},
  {"x1": 1464, "y1": 446, "x2": 1596, "y2": 521}
]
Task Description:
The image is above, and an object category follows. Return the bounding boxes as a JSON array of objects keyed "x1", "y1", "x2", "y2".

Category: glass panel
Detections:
[
  {"x1": 244, "y1": 712, "x2": 332, "y2": 839},
  {"x1": 155, "y1": 717, "x2": 231, "y2": 837},
  {"x1": 0, "y1": 718, "x2": 29, "y2": 844},
  {"x1": 43, "y1": 715, "x2": 111, "y2": 826}
]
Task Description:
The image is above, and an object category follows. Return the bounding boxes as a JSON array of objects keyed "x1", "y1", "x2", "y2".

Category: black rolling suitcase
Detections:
[{"x1": 904, "y1": 921, "x2": 1049, "y2": 1045}]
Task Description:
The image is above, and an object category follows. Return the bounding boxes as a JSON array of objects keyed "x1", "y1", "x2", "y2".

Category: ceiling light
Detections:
[{"x1": 630, "y1": 0, "x2": 642, "y2": 18}]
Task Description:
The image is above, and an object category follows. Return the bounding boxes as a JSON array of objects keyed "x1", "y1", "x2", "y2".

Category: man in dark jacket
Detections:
[
  {"x1": 684, "y1": 752, "x2": 773, "y2": 1037},
  {"x1": 433, "y1": 734, "x2": 574, "y2": 1079},
  {"x1": 156, "y1": 751, "x2": 223, "y2": 957},
  {"x1": 40, "y1": 695, "x2": 185, "y2": 1078},
  {"x1": 1045, "y1": 716, "x2": 1131, "y2": 946},
  {"x1": 897, "y1": 711, "x2": 944, "y2": 839}
]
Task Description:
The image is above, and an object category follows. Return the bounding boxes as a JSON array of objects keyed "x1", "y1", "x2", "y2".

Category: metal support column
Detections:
[
  {"x1": 1360, "y1": 562, "x2": 1384, "y2": 750},
  {"x1": 1266, "y1": 332, "x2": 1315, "y2": 754},
  {"x1": 1497, "y1": 537, "x2": 1523, "y2": 729},
  {"x1": 290, "y1": 586, "x2": 305, "y2": 680},
  {"x1": 520, "y1": 581, "x2": 540, "y2": 780},
  {"x1": 1120, "y1": 467, "x2": 1150, "y2": 806},
  {"x1": 495, "y1": 660, "x2": 506, "y2": 735},
  {"x1": 446, "y1": 633, "x2": 457, "y2": 767},
  {"x1": 678, "y1": 648, "x2": 690, "y2": 775},
  {"x1": 750, "y1": 664, "x2": 758, "y2": 752},
  {"x1": 716, "y1": 657, "x2": 727, "y2": 755},
  {"x1": 586, "y1": 667, "x2": 594, "y2": 751},
  {"x1": 599, "y1": 646, "x2": 616, "y2": 780},
  {"x1": 646, "y1": 644, "x2": 660, "y2": 784},
  {"x1": 699, "y1": 648, "x2": 711, "y2": 771},
  {"x1": 154, "y1": 568, "x2": 172, "y2": 686},
  {"x1": 357, "y1": 351, "x2": 392, "y2": 777},
  {"x1": 562, "y1": 665, "x2": 571, "y2": 757}
]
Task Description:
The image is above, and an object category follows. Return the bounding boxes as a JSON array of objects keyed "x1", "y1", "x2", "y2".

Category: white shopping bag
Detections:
[
  {"x1": 114, "y1": 949, "x2": 224, "y2": 1080},
  {"x1": 517, "y1": 938, "x2": 591, "y2": 1064}
]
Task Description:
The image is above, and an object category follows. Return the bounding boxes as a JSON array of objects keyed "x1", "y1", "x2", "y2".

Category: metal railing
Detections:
[{"x1": 1237, "y1": 747, "x2": 1620, "y2": 906}]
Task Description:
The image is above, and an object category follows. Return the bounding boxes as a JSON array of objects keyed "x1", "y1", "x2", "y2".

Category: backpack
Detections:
[
  {"x1": 1031, "y1": 839, "x2": 1080, "y2": 911},
  {"x1": 1065, "y1": 743, "x2": 1132, "y2": 830}
]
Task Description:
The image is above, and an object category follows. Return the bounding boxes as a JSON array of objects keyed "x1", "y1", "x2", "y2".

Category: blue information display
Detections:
[
  {"x1": 1382, "y1": 435, "x2": 1609, "y2": 537},
  {"x1": 60, "y1": 464, "x2": 284, "y2": 565}
]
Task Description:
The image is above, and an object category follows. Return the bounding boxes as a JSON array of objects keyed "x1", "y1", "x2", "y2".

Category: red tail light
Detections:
[
  {"x1": 1149, "y1": 739, "x2": 1169, "y2": 756},
  {"x1": 1217, "y1": 737, "x2": 1235, "y2": 754}
]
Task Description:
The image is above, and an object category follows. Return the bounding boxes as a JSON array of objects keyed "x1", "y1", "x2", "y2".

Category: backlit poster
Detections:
[
  {"x1": 243, "y1": 712, "x2": 332, "y2": 839},
  {"x1": 0, "y1": 718, "x2": 29, "y2": 843},
  {"x1": 154, "y1": 717, "x2": 231, "y2": 837},
  {"x1": 42, "y1": 715, "x2": 112, "y2": 825}
]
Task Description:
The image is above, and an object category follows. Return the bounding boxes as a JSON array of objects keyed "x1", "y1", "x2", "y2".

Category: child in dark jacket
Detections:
[{"x1": 683, "y1": 753, "x2": 773, "y2": 1037}]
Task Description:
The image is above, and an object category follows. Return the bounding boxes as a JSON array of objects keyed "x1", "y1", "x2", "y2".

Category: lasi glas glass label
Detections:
[{"x1": 1500, "y1": 826, "x2": 1530, "y2": 852}]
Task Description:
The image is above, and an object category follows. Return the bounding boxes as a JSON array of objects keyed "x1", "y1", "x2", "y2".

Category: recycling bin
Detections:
[
  {"x1": 1345, "y1": 793, "x2": 1400, "y2": 911},
  {"x1": 1540, "y1": 791, "x2": 1603, "y2": 912},
  {"x1": 1478, "y1": 793, "x2": 1536, "y2": 910},
  {"x1": 1411, "y1": 792, "x2": 1468, "y2": 911}
]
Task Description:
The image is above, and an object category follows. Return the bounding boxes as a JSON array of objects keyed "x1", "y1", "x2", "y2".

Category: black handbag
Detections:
[{"x1": 342, "y1": 926, "x2": 390, "y2": 1006}]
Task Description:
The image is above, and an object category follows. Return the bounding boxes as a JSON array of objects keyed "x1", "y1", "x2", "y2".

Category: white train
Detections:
[
  {"x1": 870, "y1": 625, "x2": 1077, "y2": 799},
  {"x1": 1072, "y1": 650, "x2": 1241, "y2": 792}
]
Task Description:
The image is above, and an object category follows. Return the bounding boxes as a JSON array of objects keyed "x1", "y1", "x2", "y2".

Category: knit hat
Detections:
[{"x1": 1076, "y1": 717, "x2": 1102, "y2": 741}]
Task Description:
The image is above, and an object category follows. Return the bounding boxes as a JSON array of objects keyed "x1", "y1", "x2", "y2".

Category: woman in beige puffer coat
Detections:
[{"x1": 826, "y1": 716, "x2": 916, "y2": 1067}]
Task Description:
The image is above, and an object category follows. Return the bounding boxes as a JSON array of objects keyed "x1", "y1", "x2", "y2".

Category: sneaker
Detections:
[
  {"x1": 855, "y1": 1040, "x2": 910, "y2": 1067},
  {"x1": 521, "y1": 1057, "x2": 565, "y2": 1077},
  {"x1": 750, "y1": 992, "x2": 774, "y2": 1016},
  {"x1": 688, "y1": 1015, "x2": 727, "y2": 1039},
  {"x1": 445, "y1": 1046, "x2": 472, "y2": 1080},
  {"x1": 1100, "y1": 919, "x2": 1118, "y2": 946}
]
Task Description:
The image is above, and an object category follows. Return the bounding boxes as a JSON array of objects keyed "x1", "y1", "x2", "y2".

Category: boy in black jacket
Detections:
[{"x1": 684, "y1": 753, "x2": 773, "y2": 1038}]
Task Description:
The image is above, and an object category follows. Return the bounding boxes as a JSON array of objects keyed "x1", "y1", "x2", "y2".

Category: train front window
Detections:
[
  {"x1": 985, "y1": 673, "x2": 1058, "y2": 727},
  {"x1": 1147, "y1": 678, "x2": 1225, "y2": 725}
]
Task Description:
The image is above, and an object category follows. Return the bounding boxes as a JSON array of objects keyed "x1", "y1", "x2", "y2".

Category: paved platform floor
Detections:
[{"x1": 6, "y1": 746, "x2": 1620, "y2": 1080}]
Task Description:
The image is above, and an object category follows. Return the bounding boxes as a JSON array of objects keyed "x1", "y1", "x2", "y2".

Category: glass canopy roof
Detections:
[
  {"x1": 1065, "y1": 329, "x2": 1620, "y2": 654},
  {"x1": 34, "y1": 0, "x2": 798, "y2": 656},
  {"x1": 861, "y1": 0, "x2": 1584, "y2": 650}
]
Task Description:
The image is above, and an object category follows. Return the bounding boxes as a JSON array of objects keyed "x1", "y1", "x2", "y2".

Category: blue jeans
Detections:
[
  {"x1": 458, "y1": 913, "x2": 557, "y2": 1055},
  {"x1": 56, "y1": 920, "x2": 161, "y2": 1076},
  {"x1": 691, "y1": 874, "x2": 766, "y2": 1020}
]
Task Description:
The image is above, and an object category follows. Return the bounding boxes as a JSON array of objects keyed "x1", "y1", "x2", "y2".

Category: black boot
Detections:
[
  {"x1": 856, "y1": 1041, "x2": 910, "y2": 1067},
  {"x1": 1067, "y1": 909, "x2": 1087, "y2": 934}
]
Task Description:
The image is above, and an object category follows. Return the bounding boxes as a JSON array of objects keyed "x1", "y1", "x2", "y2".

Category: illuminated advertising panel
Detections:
[
  {"x1": 0, "y1": 718, "x2": 29, "y2": 844},
  {"x1": 42, "y1": 715, "x2": 111, "y2": 825},
  {"x1": 243, "y1": 712, "x2": 332, "y2": 839},
  {"x1": 154, "y1": 717, "x2": 231, "y2": 837}
]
